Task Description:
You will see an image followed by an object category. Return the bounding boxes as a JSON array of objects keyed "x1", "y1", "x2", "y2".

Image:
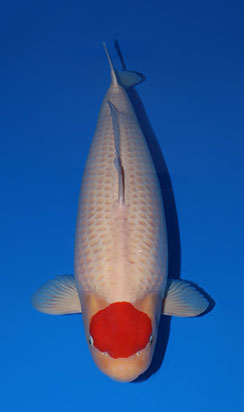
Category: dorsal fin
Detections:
[
  {"x1": 103, "y1": 42, "x2": 118, "y2": 87},
  {"x1": 107, "y1": 100, "x2": 125, "y2": 204}
]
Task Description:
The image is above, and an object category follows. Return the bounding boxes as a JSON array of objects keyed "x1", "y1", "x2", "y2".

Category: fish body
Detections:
[
  {"x1": 73, "y1": 47, "x2": 167, "y2": 381},
  {"x1": 75, "y1": 74, "x2": 168, "y2": 304},
  {"x1": 32, "y1": 43, "x2": 213, "y2": 383}
]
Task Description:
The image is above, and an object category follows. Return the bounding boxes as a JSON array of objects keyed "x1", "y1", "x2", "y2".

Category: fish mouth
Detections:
[{"x1": 90, "y1": 342, "x2": 155, "y2": 382}]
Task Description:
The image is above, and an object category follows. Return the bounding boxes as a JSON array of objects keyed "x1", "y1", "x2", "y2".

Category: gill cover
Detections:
[{"x1": 89, "y1": 302, "x2": 152, "y2": 358}]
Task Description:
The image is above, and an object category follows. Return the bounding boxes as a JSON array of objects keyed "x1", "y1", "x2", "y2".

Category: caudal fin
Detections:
[
  {"x1": 103, "y1": 42, "x2": 119, "y2": 87},
  {"x1": 103, "y1": 41, "x2": 145, "y2": 89}
]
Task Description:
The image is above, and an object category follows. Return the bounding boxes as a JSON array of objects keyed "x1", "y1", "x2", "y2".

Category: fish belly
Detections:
[{"x1": 74, "y1": 86, "x2": 168, "y2": 303}]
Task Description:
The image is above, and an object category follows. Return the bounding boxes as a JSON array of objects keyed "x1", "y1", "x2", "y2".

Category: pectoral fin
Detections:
[
  {"x1": 31, "y1": 275, "x2": 81, "y2": 315},
  {"x1": 162, "y1": 279, "x2": 213, "y2": 317}
]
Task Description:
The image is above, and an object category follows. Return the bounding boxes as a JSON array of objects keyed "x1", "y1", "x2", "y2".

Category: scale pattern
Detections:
[{"x1": 75, "y1": 85, "x2": 168, "y2": 303}]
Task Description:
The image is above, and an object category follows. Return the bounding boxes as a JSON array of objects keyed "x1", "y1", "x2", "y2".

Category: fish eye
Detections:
[
  {"x1": 88, "y1": 335, "x2": 94, "y2": 346},
  {"x1": 149, "y1": 335, "x2": 154, "y2": 345}
]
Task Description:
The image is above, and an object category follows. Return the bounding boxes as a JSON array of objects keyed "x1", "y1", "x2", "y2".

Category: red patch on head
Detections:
[{"x1": 89, "y1": 302, "x2": 152, "y2": 358}]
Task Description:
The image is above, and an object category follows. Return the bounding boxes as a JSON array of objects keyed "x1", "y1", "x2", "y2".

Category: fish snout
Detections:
[{"x1": 91, "y1": 344, "x2": 153, "y2": 382}]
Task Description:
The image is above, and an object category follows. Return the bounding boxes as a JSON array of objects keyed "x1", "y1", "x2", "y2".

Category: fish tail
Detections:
[
  {"x1": 103, "y1": 41, "x2": 119, "y2": 87},
  {"x1": 103, "y1": 41, "x2": 145, "y2": 89}
]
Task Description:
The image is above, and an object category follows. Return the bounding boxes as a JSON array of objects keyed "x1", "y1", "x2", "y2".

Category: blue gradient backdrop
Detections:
[{"x1": 1, "y1": 1, "x2": 243, "y2": 411}]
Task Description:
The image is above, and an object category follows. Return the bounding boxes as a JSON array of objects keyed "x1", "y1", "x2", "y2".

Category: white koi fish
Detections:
[{"x1": 32, "y1": 43, "x2": 212, "y2": 382}]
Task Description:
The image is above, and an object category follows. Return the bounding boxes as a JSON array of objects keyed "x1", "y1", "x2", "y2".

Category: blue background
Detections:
[{"x1": 1, "y1": 1, "x2": 243, "y2": 411}]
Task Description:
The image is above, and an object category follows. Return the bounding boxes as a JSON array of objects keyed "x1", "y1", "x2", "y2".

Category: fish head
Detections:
[{"x1": 81, "y1": 293, "x2": 161, "y2": 382}]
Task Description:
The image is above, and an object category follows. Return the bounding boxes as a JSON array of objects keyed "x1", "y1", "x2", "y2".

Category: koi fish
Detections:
[{"x1": 32, "y1": 43, "x2": 212, "y2": 382}]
